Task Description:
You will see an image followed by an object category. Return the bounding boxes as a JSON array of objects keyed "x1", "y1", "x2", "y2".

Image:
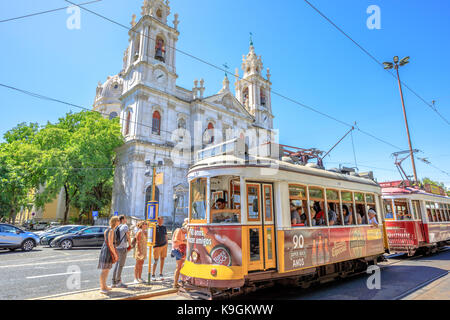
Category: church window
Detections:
[
  {"x1": 155, "y1": 36, "x2": 166, "y2": 63},
  {"x1": 125, "y1": 111, "x2": 131, "y2": 135},
  {"x1": 152, "y1": 111, "x2": 161, "y2": 135},
  {"x1": 207, "y1": 122, "x2": 215, "y2": 144},
  {"x1": 133, "y1": 34, "x2": 141, "y2": 61},
  {"x1": 156, "y1": 8, "x2": 163, "y2": 20},
  {"x1": 243, "y1": 87, "x2": 249, "y2": 106}
]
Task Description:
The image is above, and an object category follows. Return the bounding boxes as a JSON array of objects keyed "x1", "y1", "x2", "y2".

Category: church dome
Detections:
[{"x1": 93, "y1": 74, "x2": 124, "y2": 110}]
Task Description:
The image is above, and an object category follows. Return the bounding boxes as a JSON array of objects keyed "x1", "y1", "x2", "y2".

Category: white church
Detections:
[{"x1": 93, "y1": 0, "x2": 275, "y2": 225}]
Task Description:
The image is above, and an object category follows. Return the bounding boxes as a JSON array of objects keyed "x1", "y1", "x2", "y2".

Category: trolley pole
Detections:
[{"x1": 395, "y1": 65, "x2": 418, "y2": 183}]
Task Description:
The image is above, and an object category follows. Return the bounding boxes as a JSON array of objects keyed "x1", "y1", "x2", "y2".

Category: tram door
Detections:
[{"x1": 246, "y1": 183, "x2": 276, "y2": 272}]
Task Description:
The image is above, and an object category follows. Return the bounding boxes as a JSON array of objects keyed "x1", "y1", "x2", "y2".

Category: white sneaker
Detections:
[
  {"x1": 133, "y1": 279, "x2": 140, "y2": 284},
  {"x1": 151, "y1": 275, "x2": 157, "y2": 281},
  {"x1": 138, "y1": 278, "x2": 145, "y2": 283},
  {"x1": 159, "y1": 274, "x2": 164, "y2": 281}
]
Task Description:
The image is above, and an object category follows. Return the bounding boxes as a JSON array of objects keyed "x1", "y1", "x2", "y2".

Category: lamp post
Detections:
[
  {"x1": 383, "y1": 56, "x2": 418, "y2": 183},
  {"x1": 172, "y1": 193, "x2": 179, "y2": 232}
]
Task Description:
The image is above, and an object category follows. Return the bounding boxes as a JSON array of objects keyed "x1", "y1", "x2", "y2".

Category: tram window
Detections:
[
  {"x1": 247, "y1": 185, "x2": 261, "y2": 221},
  {"x1": 190, "y1": 178, "x2": 207, "y2": 222},
  {"x1": 326, "y1": 189, "x2": 341, "y2": 226},
  {"x1": 355, "y1": 193, "x2": 367, "y2": 225},
  {"x1": 437, "y1": 204, "x2": 444, "y2": 222},
  {"x1": 341, "y1": 191, "x2": 354, "y2": 225},
  {"x1": 446, "y1": 204, "x2": 450, "y2": 221},
  {"x1": 411, "y1": 200, "x2": 421, "y2": 220},
  {"x1": 289, "y1": 185, "x2": 309, "y2": 227},
  {"x1": 426, "y1": 202, "x2": 433, "y2": 222},
  {"x1": 309, "y1": 187, "x2": 326, "y2": 226},
  {"x1": 230, "y1": 179, "x2": 241, "y2": 210},
  {"x1": 383, "y1": 199, "x2": 394, "y2": 220},
  {"x1": 249, "y1": 228, "x2": 261, "y2": 261},
  {"x1": 394, "y1": 201, "x2": 411, "y2": 220},
  {"x1": 366, "y1": 194, "x2": 376, "y2": 223},
  {"x1": 210, "y1": 176, "x2": 240, "y2": 224},
  {"x1": 264, "y1": 185, "x2": 273, "y2": 221},
  {"x1": 430, "y1": 203, "x2": 437, "y2": 222}
]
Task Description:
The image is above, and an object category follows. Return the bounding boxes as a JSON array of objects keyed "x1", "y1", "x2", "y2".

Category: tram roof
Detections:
[
  {"x1": 189, "y1": 154, "x2": 379, "y2": 187},
  {"x1": 382, "y1": 186, "x2": 450, "y2": 200}
]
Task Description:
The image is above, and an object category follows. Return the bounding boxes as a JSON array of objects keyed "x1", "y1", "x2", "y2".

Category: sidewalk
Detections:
[
  {"x1": 34, "y1": 279, "x2": 178, "y2": 301},
  {"x1": 403, "y1": 272, "x2": 450, "y2": 300}
]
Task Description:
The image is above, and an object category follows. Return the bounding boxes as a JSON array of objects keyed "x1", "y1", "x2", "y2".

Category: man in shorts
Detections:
[{"x1": 152, "y1": 216, "x2": 168, "y2": 281}]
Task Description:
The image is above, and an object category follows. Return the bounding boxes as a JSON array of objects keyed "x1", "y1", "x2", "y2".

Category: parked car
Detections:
[
  {"x1": 35, "y1": 226, "x2": 61, "y2": 236},
  {"x1": 0, "y1": 223, "x2": 40, "y2": 251},
  {"x1": 40, "y1": 225, "x2": 87, "y2": 247},
  {"x1": 31, "y1": 221, "x2": 49, "y2": 231},
  {"x1": 51, "y1": 226, "x2": 108, "y2": 250}
]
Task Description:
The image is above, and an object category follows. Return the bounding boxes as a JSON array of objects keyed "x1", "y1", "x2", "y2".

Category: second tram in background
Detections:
[
  {"x1": 381, "y1": 180, "x2": 450, "y2": 256},
  {"x1": 179, "y1": 139, "x2": 388, "y2": 299}
]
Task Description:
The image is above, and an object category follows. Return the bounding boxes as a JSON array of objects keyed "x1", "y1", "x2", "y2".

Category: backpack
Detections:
[{"x1": 114, "y1": 225, "x2": 127, "y2": 247}]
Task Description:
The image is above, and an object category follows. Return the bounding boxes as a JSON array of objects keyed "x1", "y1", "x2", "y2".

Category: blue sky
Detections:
[{"x1": 1, "y1": 0, "x2": 449, "y2": 187}]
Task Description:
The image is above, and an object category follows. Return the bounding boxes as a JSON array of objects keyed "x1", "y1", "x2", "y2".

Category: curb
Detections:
[{"x1": 118, "y1": 288, "x2": 178, "y2": 300}]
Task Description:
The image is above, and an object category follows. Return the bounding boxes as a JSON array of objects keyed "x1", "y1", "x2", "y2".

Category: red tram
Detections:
[{"x1": 381, "y1": 181, "x2": 450, "y2": 256}]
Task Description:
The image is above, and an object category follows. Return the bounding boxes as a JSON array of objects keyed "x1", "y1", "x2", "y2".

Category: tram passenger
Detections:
[
  {"x1": 368, "y1": 209, "x2": 379, "y2": 227},
  {"x1": 312, "y1": 202, "x2": 325, "y2": 226},
  {"x1": 172, "y1": 221, "x2": 187, "y2": 289},
  {"x1": 328, "y1": 203, "x2": 338, "y2": 226},
  {"x1": 212, "y1": 198, "x2": 227, "y2": 223},
  {"x1": 343, "y1": 205, "x2": 353, "y2": 225},
  {"x1": 298, "y1": 207, "x2": 308, "y2": 226},
  {"x1": 291, "y1": 203, "x2": 301, "y2": 226}
]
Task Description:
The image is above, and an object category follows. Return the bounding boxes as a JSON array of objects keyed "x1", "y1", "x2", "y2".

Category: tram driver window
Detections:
[
  {"x1": 395, "y1": 200, "x2": 411, "y2": 220},
  {"x1": 190, "y1": 178, "x2": 207, "y2": 222},
  {"x1": 210, "y1": 176, "x2": 240, "y2": 224},
  {"x1": 383, "y1": 199, "x2": 394, "y2": 220},
  {"x1": 309, "y1": 187, "x2": 326, "y2": 227},
  {"x1": 289, "y1": 185, "x2": 308, "y2": 227}
]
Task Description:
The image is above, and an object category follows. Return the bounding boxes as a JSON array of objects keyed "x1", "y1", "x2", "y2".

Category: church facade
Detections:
[{"x1": 93, "y1": 0, "x2": 275, "y2": 224}]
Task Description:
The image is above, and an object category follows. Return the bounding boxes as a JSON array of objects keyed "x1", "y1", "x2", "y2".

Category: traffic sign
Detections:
[
  {"x1": 92, "y1": 211, "x2": 99, "y2": 217},
  {"x1": 114, "y1": 211, "x2": 119, "y2": 216}
]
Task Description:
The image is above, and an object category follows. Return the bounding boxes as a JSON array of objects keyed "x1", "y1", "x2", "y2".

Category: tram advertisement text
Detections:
[{"x1": 283, "y1": 227, "x2": 384, "y2": 272}]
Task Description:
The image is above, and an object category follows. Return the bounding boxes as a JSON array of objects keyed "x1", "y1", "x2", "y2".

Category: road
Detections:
[
  {"x1": 149, "y1": 248, "x2": 450, "y2": 300},
  {"x1": 0, "y1": 245, "x2": 177, "y2": 300}
]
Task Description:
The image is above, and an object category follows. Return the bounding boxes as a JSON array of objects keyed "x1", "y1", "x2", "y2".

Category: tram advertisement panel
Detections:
[
  {"x1": 186, "y1": 226, "x2": 242, "y2": 267},
  {"x1": 385, "y1": 221, "x2": 422, "y2": 247},
  {"x1": 283, "y1": 227, "x2": 384, "y2": 272}
]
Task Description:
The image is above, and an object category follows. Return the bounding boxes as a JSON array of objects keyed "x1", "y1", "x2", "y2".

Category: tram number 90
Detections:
[{"x1": 293, "y1": 234, "x2": 304, "y2": 249}]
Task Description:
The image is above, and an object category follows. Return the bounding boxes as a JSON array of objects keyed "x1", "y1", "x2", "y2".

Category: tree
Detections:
[
  {"x1": 0, "y1": 123, "x2": 40, "y2": 223},
  {"x1": 421, "y1": 177, "x2": 445, "y2": 188},
  {"x1": 32, "y1": 111, "x2": 123, "y2": 223}
]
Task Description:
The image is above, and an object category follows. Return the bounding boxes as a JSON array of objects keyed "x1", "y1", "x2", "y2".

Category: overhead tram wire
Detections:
[
  {"x1": 64, "y1": 0, "x2": 406, "y2": 152},
  {"x1": 0, "y1": 0, "x2": 103, "y2": 23},
  {"x1": 2, "y1": 82, "x2": 449, "y2": 178},
  {"x1": 302, "y1": 0, "x2": 450, "y2": 126}
]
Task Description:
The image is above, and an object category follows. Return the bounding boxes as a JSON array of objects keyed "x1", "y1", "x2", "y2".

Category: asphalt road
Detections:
[
  {"x1": 0, "y1": 244, "x2": 177, "y2": 300},
  {"x1": 150, "y1": 248, "x2": 450, "y2": 300}
]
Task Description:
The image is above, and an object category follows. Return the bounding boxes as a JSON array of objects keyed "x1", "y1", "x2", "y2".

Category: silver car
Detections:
[{"x1": 0, "y1": 223, "x2": 40, "y2": 252}]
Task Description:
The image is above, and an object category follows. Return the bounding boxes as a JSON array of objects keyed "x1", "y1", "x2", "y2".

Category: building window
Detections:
[
  {"x1": 125, "y1": 111, "x2": 131, "y2": 135},
  {"x1": 152, "y1": 111, "x2": 161, "y2": 135},
  {"x1": 207, "y1": 122, "x2": 214, "y2": 144}
]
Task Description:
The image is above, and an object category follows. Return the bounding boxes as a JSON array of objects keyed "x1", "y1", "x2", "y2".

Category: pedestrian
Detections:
[
  {"x1": 152, "y1": 216, "x2": 168, "y2": 281},
  {"x1": 98, "y1": 216, "x2": 119, "y2": 294},
  {"x1": 171, "y1": 220, "x2": 188, "y2": 289},
  {"x1": 133, "y1": 221, "x2": 148, "y2": 284},
  {"x1": 111, "y1": 215, "x2": 131, "y2": 288},
  {"x1": 368, "y1": 209, "x2": 379, "y2": 227}
]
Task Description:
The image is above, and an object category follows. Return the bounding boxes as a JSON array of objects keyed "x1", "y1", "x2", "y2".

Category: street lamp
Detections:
[
  {"x1": 172, "y1": 193, "x2": 179, "y2": 231},
  {"x1": 383, "y1": 55, "x2": 418, "y2": 183}
]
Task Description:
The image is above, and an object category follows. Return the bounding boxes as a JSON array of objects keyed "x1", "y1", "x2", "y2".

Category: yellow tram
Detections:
[{"x1": 180, "y1": 140, "x2": 387, "y2": 299}]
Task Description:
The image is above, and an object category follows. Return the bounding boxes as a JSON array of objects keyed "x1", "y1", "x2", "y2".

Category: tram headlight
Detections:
[
  {"x1": 191, "y1": 250, "x2": 200, "y2": 263},
  {"x1": 211, "y1": 268, "x2": 217, "y2": 277}
]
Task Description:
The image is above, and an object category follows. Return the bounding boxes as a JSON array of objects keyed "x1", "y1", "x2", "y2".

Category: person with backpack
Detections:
[{"x1": 111, "y1": 215, "x2": 131, "y2": 288}]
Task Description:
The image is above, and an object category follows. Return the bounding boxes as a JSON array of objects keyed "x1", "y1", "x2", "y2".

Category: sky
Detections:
[{"x1": 0, "y1": 0, "x2": 449, "y2": 187}]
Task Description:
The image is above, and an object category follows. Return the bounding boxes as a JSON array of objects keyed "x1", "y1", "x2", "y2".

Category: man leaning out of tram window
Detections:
[
  {"x1": 368, "y1": 209, "x2": 379, "y2": 227},
  {"x1": 212, "y1": 198, "x2": 227, "y2": 223}
]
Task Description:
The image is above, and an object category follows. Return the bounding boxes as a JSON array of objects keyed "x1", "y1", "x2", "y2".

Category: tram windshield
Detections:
[
  {"x1": 210, "y1": 176, "x2": 241, "y2": 224},
  {"x1": 190, "y1": 178, "x2": 207, "y2": 222}
]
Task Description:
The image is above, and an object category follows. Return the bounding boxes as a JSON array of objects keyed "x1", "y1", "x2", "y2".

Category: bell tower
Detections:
[
  {"x1": 122, "y1": 0, "x2": 180, "y2": 92},
  {"x1": 235, "y1": 42, "x2": 273, "y2": 129}
]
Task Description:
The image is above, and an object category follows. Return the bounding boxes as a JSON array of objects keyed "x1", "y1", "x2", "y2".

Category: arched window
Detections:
[
  {"x1": 207, "y1": 122, "x2": 214, "y2": 144},
  {"x1": 260, "y1": 89, "x2": 266, "y2": 106},
  {"x1": 243, "y1": 87, "x2": 249, "y2": 106},
  {"x1": 145, "y1": 185, "x2": 160, "y2": 216},
  {"x1": 152, "y1": 111, "x2": 161, "y2": 135},
  {"x1": 125, "y1": 111, "x2": 131, "y2": 135},
  {"x1": 155, "y1": 36, "x2": 166, "y2": 63}
]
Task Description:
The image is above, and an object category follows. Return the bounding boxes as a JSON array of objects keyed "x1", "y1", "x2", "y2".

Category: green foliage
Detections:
[{"x1": 0, "y1": 111, "x2": 123, "y2": 223}]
